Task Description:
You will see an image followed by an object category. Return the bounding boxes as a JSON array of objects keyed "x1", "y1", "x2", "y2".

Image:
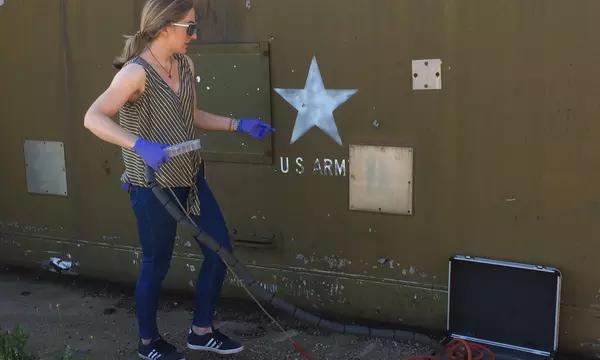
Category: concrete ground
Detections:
[{"x1": 0, "y1": 266, "x2": 433, "y2": 360}]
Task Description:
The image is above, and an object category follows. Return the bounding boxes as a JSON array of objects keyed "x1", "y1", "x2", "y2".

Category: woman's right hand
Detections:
[{"x1": 132, "y1": 138, "x2": 170, "y2": 170}]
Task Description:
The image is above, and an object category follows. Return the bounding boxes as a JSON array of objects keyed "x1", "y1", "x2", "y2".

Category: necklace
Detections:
[{"x1": 147, "y1": 46, "x2": 173, "y2": 78}]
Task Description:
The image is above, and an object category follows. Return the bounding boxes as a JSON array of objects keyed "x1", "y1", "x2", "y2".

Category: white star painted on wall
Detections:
[{"x1": 274, "y1": 57, "x2": 358, "y2": 146}]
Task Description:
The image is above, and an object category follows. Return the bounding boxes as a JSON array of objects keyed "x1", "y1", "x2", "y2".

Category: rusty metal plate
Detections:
[
  {"x1": 349, "y1": 145, "x2": 413, "y2": 215},
  {"x1": 24, "y1": 140, "x2": 68, "y2": 196}
]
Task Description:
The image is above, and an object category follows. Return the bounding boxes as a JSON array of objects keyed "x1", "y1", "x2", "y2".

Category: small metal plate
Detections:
[
  {"x1": 412, "y1": 59, "x2": 442, "y2": 90},
  {"x1": 349, "y1": 145, "x2": 413, "y2": 215},
  {"x1": 24, "y1": 140, "x2": 68, "y2": 196}
]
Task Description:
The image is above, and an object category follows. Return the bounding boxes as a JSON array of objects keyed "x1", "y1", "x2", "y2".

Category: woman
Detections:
[{"x1": 84, "y1": 0, "x2": 273, "y2": 359}]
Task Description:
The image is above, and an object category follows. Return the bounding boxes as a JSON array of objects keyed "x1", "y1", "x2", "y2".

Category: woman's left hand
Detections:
[{"x1": 236, "y1": 119, "x2": 275, "y2": 140}]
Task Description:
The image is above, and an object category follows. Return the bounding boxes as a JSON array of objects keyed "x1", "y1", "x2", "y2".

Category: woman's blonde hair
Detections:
[{"x1": 113, "y1": 0, "x2": 194, "y2": 69}]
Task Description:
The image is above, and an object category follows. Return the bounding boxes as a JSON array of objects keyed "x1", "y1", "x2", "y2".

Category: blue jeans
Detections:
[{"x1": 128, "y1": 168, "x2": 232, "y2": 339}]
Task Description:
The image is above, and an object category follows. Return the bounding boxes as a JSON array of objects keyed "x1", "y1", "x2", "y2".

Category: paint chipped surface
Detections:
[
  {"x1": 226, "y1": 272, "x2": 349, "y2": 305},
  {"x1": 295, "y1": 253, "x2": 352, "y2": 270},
  {"x1": 101, "y1": 235, "x2": 120, "y2": 242},
  {"x1": 0, "y1": 220, "x2": 52, "y2": 234}
]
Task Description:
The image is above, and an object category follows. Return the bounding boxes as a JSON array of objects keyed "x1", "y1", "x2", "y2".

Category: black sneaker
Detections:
[
  {"x1": 138, "y1": 337, "x2": 185, "y2": 360},
  {"x1": 186, "y1": 328, "x2": 244, "y2": 355}
]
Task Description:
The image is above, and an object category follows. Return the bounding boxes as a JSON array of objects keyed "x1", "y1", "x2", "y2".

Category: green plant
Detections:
[{"x1": 0, "y1": 325, "x2": 34, "y2": 360}]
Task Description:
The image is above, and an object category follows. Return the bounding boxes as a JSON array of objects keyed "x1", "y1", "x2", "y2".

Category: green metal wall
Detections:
[{"x1": 1, "y1": 0, "x2": 600, "y2": 356}]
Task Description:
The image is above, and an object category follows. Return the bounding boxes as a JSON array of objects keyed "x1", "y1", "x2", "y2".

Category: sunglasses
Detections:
[{"x1": 172, "y1": 22, "x2": 198, "y2": 36}]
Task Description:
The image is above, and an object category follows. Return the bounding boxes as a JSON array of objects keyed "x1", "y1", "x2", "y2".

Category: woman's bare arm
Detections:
[{"x1": 83, "y1": 64, "x2": 146, "y2": 149}]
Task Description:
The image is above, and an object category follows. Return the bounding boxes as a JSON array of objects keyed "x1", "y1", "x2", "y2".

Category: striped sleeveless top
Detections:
[{"x1": 119, "y1": 53, "x2": 202, "y2": 215}]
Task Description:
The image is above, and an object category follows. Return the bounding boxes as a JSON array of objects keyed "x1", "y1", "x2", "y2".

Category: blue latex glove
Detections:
[
  {"x1": 236, "y1": 118, "x2": 275, "y2": 140},
  {"x1": 120, "y1": 181, "x2": 131, "y2": 192},
  {"x1": 131, "y1": 137, "x2": 170, "y2": 171}
]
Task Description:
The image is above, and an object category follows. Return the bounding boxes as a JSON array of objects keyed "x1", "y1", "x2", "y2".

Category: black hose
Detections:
[{"x1": 145, "y1": 167, "x2": 446, "y2": 357}]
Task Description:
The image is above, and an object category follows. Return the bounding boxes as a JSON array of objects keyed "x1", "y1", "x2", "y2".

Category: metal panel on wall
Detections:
[
  {"x1": 24, "y1": 140, "x2": 68, "y2": 196},
  {"x1": 188, "y1": 42, "x2": 273, "y2": 164},
  {"x1": 349, "y1": 145, "x2": 413, "y2": 215}
]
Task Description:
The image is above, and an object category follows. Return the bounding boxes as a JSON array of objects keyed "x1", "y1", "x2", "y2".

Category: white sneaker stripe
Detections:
[
  {"x1": 206, "y1": 338, "x2": 215, "y2": 348},
  {"x1": 149, "y1": 349, "x2": 162, "y2": 359}
]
